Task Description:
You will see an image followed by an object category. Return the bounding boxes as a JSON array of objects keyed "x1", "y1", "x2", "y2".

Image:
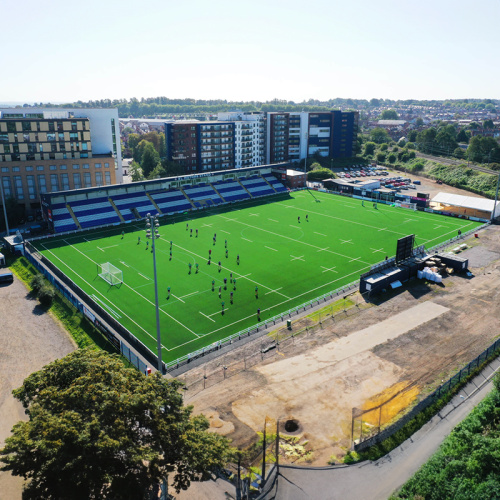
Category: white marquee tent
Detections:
[{"x1": 430, "y1": 192, "x2": 500, "y2": 218}]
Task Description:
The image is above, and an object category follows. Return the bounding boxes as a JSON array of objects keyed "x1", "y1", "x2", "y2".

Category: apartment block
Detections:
[
  {"x1": 218, "y1": 112, "x2": 266, "y2": 168},
  {"x1": 0, "y1": 108, "x2": 121, "y2": 210},
  {"x1": 267, "y1": 113, "x2": 289, "y2": 164},
  {"x1": 165, "y1": 121, "x2": 235, "y2": 173}
]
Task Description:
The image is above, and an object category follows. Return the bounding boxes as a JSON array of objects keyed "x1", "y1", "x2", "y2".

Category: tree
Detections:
[
  {"x1": 140, "y1": 142, "x2": 161, "y2": 178},
  {"x1": 0, "y1": 349, "x2": 232, "y2": 499},
  {"x1": 370, "y1": 127, "x2": 390, "y2": 144},
  {"x1": 129, "y1": 161, "x2": 145, "y2": 182},
  {"x1": 454, "y1": 147, "x2": 466, "y2": 159},
  {"x1": 388, "y1": 153, "x2": 397, "y2": 164},
  {"x1": 364, "y1": 142, "x2": 376, "y2": 156},
  {"x1": 415, "y1": 117, "x2": 424, "y2": 127},
  {"x1": 307, "y1": 165, "x2": 334, "y2": 181},
  {"x1": 483, "y1": 119, "x2": 494, "y2": 129},
  {"x1": 376, "y1": 152, "x2": 386, "y2": 163},
  {"x1": 456, "y1": 129, "x2": 470, "y2": 144},
  {"x1": 416, "y1": 127, "x2": 437, "y2": 154},
  {"x1": 380, "y1": 109, "x2": 398, "y2": 120}
]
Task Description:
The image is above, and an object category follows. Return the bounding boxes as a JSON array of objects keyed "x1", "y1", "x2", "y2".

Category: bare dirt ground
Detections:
[
  {"x1": 0, "y1": 276, "x2": 76, "y2": 499},
  {"x1": 183, "y1": 222, "x2": 500, "y2": 470}
]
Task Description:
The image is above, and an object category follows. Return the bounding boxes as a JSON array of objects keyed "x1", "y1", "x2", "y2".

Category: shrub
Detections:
[
  {"x1": 376, "y1": 152, "x2": 386, "y2": 163},
  {"x1": 30, "y1": 274, "x2": 45, "y2": 294},
  {"x1": 38, "y1": 284, "x2": 55, "y2": 308},
  {"x1": 388, "y1": 153, "x2": 397, "y2": 164},
  {"x1": 380, "y1": 143, "x2": 388, "y2": 152}
]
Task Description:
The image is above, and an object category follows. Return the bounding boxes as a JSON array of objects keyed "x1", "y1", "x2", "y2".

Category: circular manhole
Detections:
[{"x1": 282, "y1": 418, "x2": 302, "y2": 435}]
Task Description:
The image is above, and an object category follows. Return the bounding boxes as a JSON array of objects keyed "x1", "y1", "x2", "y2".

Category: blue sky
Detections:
[{"x1": 1, "y1": 0, "x2": 499, "y2": 103}]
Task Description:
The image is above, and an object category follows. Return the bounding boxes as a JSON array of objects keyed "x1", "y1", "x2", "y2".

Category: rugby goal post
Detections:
[{"x1": 98, "y1": 262, "x2": 123, "y2": 286}]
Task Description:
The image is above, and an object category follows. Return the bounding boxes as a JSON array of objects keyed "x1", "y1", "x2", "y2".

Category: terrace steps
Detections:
[
  {"x1": 179, "y1": 186, "x2": 196, "y2": 209},
  {"x1": 65, "y1": 204, "x2": 82, "y2": 229},
  {"x1": 108, "y1": 197, "x2": 126, "y2": 223},
  {"x1": 262, "y1": 175, "x2": 278, "y2": 193},
  {"x1": 237, "y1": 179, "x2": 254, "y2": 198},
  {"x1": 146, "y1": 192, "x2": 163, "y2": 215},
  {"x1": 210, "y1": 182, "x2": 226, "y2": 203}
]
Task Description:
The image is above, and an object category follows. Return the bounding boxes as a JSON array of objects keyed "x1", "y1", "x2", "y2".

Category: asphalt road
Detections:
[{"x1": 263, "y1": 356, "x2": 500, "y2": 500}]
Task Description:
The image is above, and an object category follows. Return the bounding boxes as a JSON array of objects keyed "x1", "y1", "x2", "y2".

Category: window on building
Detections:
[
  {"x1": 60, "y1": 173, "x2": 69, "y2": 190},
  {"x1": 49, "y1": 165, "x2": 57, "y2": 171},
  {"x1": 36, "y1": 165, "x2": 44, "y2": 171},
  {"x1": 37, "y1": 174, "x2": 47, "y2": 194},
  {"x1": 27, "y1": 175, "x2": 36, "y2": 200},
  {"x1": 22, "y1": 121, "x2": 31, "y2": 132},
  {"x1": 73, "y1": 172, "x2": 82, "y2": 189},
  {"x1": 95, "y1": 172, "x2": 103, "y2": 187},
  {"x1": 25, "y1": 166, "x2": 33, "y2": 171},
  {"x1": 104, "y1": 172, "x2": 111, "y2": 185},
  {"x1": 83, "y1": 163, "x2": 89, "y2": 169},
  {"x1": 60, "y1": 164, "x2": 67, "y2": 170},
  {"x1": 58, "y1": 132, "x2": 65, "y2": 141},
  {"x1": 104, "y1": 163, "x2": 109, "y2": 168},
  {"x1": 0, "y1": 134, "x2": 8, "y2": 143},
  {"x1": 48, "y1": 122, "x2": 55, "y2": 132},
  {"x1": 6, "y1": 122, "x2": 16, "y2": 133},
  {"x1": 72, "y1": 164, "x2": 79, "y2": 169},
  {"x1": 83, "y1": 172, "x2": 91, "y2": 187},
  {"x1": 2, "y1": 176, "x2": 12, "y2": 197},
  {"x1": 69, "y1": 132, "x2": 78, "y2": 141},
  {"x1": 1, "y1": 167, "x2": 8, "y2": 173},
  {"x1": 13, "y1": 176, "x2": 24, "y2": 200},
  {"x1": 71, "y1": 121, "x2": 78, "y2": 131},
  {"x1": 95, "y1": 163, "x2": 101, "y2": 169},
  {"x1": 12, "y1": 167, "x2": 20, "y2": 172},
  {"x1": 50, "y1": 173, "x2": 59, "y2": 192}
]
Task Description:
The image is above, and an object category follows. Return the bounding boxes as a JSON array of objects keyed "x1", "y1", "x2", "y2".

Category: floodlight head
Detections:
[
  {"x1": 155, "y1": 222, "x2": 159, "y2": 228},
  {"x1": 147, "y1": 213, "x2": 151, "y2": 218},
  {"x1": 146, "y1": 222, "x2": 151, "y2": 229}
]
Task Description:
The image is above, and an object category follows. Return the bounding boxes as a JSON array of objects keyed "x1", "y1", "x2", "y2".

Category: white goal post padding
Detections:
[{"x1": 98, "y1": 262, "x2": 123, "y2": 286}]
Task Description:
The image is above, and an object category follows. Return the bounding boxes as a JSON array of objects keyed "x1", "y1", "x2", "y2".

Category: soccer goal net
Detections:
[
  {"x1": 395, "y1": 202, "x2": 417, "y2": 211},
  {"x1": 98, "y1": 262, "x2": 123, "y2": 286}
]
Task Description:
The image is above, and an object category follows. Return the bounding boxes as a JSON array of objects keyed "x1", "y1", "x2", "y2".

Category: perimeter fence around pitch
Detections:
[{"x1": 352, "y1": 335, "x2": 500, "y2": 452}]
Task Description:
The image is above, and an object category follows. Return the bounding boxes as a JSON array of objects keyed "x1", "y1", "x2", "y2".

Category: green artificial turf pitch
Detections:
[{"x1": 34, "y1": 191, "x2": 482, "y2": 364}]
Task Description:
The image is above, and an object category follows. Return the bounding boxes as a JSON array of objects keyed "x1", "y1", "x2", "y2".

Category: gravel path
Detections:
[{"x1": 0, "y1": 274, "x2": 76, "y2": 499}]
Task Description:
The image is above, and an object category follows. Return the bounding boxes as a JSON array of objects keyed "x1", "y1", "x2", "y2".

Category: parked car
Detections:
[{"x1": 414, "y1": 180, "x2": 421, "y2": 185}]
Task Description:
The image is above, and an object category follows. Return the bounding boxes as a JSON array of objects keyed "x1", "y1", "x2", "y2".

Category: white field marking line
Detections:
[
  {"x1": 265, "y1": 287, "x2": 283, "y2": 295},
  {"x1": 249, "y1": 213, "x2": 259, "y2": 217},
  {"x1": 170, "y1": 294, "x2": 185, "y2": 304},
  {"x1": 138, "y1": 273, "x2": 150, "y2": 280},
  {"x1": 434, "y1": 225, "x2": 445, "y2": 230},
  {"x1": 59, "y1": 240, "x2": 199, "y2": 341},
  {"x1": 268, "y1": 218, "x2": 279, "y2": 223},
  {"x1": 402, "y1": 218, "x2": 416, "y2": 224},
  {"x1": 100, "y1": 244, "x2": 119, "y2": 250},
  {"x1": 39, "y1": 243, "x2": 165, "y2": 347},
  {"x1": 135, "y1": 282, "x2": 152, "y2": 289},
  {"x1": 167, "y1": 263, "x2": 370, "y2": 353},
  {"x1": 321, "y1": 266, "x2": 338, "y2": 273},
  {"x1": 290, "y1": 225, "x2": 301, "y2": 229},
  {"x1": 208, "y1": 308, "x2": 229, "y2": 318},
  {"x1": 275, "y1": 202, "x2": 413, "y2": 237},
  {"x1": 217, "y1": 214, "x2": 372, "y2": 266},
  {"x1": 378, "y1": 227, "x2": 387, "y2": 232},
  {"x1": 370, "y1": 248, "x2": 385, "y2": 254},
  {"x1": 199, "y1": 311, "x2": 216, "y2": 322},
  {"x1": 349, "y1": 257, "x2": 361, "y2": 263},
  {"x1": 119, "y1": 261, "x2": 130, "y2": 268},
  {"x1": 220, "y1": 229, "x2": 231, "y2": 234},
  {"x1": 241, "y1": 237, "x2": 253, "y2": 242},
  {"x1": 314, "y1": 232, "x2": 327, "y2": 236},
  {"x1": 421, "y1": 221, "x2": 477, "y2": 247},
  {"x1": 91, "y1": 294, "x2": 122, "y2": 319},
  {"x1": 96, "y1": 247, "x2": 105, "y2": 252},
  {"x1": 290, "y1": 255, "x2": 305, "y2": 262},
  {"x1": 202, "y1": 223, "x2": 213, "y2": 227},
  {"x1": 179, "y1": 290, "x2": 200, "y2": 299},
  {"x1": 317, "y1": 247, "x2": 330, "y2": 253},
  {"x1": 340, "y1": 239, "x2": 353, "y2": 244},
  {"x1": 265, "y1": 246, "x2": 278, "y2": 252}
]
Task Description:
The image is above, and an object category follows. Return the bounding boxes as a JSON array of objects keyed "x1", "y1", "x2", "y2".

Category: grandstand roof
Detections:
[{"x1": 431, "y1": 192, "x2": 499, "y2": 214}]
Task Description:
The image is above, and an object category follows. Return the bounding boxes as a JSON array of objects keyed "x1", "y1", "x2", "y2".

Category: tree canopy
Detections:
[
  {"x1": 370, "y1": 127, "x2": 391, "y2": 144},
  {"x1": 380, "y1": 109, "x2": 399, "y2": 120},
  {"x1": 0, "y1": 349, "x2": 232, "y2": 499}
]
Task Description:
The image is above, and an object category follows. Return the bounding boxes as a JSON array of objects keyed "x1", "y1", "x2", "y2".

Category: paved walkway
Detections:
[{"x1": 259, "y1": 355, "x2": 500, "y2": 499}]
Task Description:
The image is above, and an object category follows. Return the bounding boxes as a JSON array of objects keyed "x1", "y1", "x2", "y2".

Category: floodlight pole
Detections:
[
  {"x1": 146, "y1": 213, "x2": 163, "y2": 374},
  {"x1": 0, "y1": 176, "x2": 9, "y2": 235}
]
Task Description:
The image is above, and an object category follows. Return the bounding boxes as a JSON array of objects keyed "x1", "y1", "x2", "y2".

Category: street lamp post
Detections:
[{"x1": 146, "y1": 213, "x2": 163, "y2": 374}]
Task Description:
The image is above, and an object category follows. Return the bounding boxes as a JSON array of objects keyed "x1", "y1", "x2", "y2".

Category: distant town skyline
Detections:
[{"x1": 2, "y1": 0, "x2": 499, "y2": 103}]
